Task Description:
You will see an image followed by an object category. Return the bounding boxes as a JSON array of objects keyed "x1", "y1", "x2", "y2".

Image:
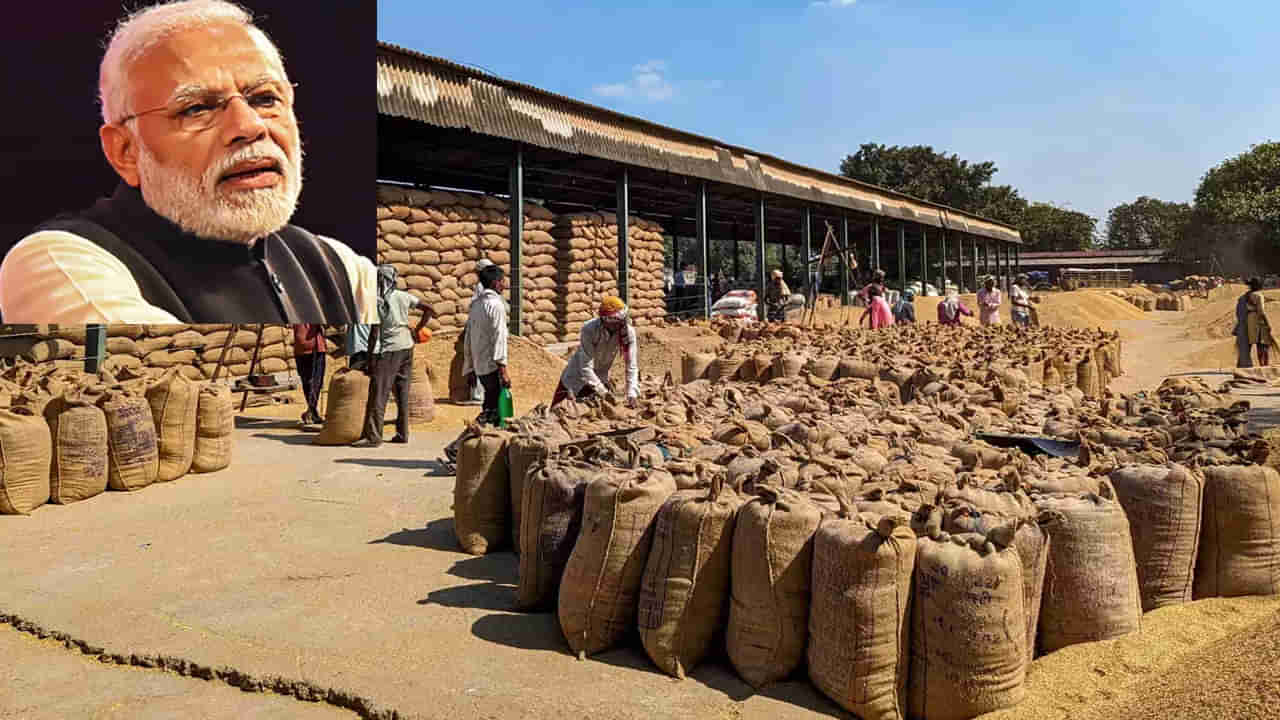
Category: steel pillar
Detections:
[
  {"x1": 755, "y1": 196, "x2": 767, "y2": 322},
  {"x1": 872, "y1": 219, "x2": 881, "y2": 271},
  {"x1": 840, "y1": 215, "x2": 851, "y2": 306},
  {"x1": 616, "y1": 168, "x2": 630, "y2": 305},
  {"x1": 802, "y1": 206, "x2": 813, "y2": 306},
  {"x1": 940, "y1": 230, "x2": 948, "y2": 295},
  {"x1": 696, "y1": 182, "x2": 709, "y2": 319},
  {"x1": 508, "y1": 146, "x2": 524, "y2": 335},
  {"x1": 971, "y1": 238, "x2": 979, "y2": 291},
  {"x1": 897, "y1": 225, "x2": 907, "y2": 293},
  {"x1": 84, "y1": 324, "x2": 105, "y2": 374},
  {"x1": 921, "y1": 227, "x2": 928, "y2": 295}
]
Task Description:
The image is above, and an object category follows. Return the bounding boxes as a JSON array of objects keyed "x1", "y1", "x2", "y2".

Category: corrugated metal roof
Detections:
[
  {"x1": 1019, "y1": 256, "x2": 1170, "y2": 267},
  {"x1": 1020, "y1": 249, "x2": 1165, "y2": 259},
  {"x1": 376, "y1": 43, "x2": 1022, "y2": 244}
]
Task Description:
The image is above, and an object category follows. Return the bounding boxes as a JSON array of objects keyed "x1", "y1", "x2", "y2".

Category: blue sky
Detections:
[{"x1": 378, "y1": 0, "x2": 1279, "y2": 226}]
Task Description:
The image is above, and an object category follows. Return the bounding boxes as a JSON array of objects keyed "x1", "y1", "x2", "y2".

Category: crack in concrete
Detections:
[{"x1": 0, "y1": 612, "x2": 406, "y2": 720}]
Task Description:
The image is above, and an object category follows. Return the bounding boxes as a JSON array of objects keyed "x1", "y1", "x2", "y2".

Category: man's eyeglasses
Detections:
[{"x1": 115, "y1": 82, "x2": 298, "y2": 132}]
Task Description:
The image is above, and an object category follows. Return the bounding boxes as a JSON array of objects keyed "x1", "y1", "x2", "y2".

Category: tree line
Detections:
[{"x1": 838, "y1": 141, "x2": 1279, "y2": 272}]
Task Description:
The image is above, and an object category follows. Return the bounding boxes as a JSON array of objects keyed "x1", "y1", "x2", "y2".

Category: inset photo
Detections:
[{"x1": 0, "y1": 0, "x2": 376, "y2": 324}]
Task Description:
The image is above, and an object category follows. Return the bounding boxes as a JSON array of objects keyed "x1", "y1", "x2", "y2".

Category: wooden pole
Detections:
[{"x1": 239, "y1": 324, "x2": 266, "y2": 412}]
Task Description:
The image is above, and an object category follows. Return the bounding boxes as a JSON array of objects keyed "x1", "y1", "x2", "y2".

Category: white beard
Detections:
[{"x1": 136, "y1": 138, "x2": 303, "y2": 245}]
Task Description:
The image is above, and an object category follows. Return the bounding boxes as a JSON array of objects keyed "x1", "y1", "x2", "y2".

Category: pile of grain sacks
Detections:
[
  {"x1": 18, "y1": 325, "x2": 328, "y2": 381},
  {"x1": 550, "y1": 212, "x2": 666, "y2": 342},
  {"x1": 446, "y1": 319, "x2": 1277, "y2": 719},
  {"x1": 376, "y1": 184, "x2": 668, "y2": 344},
  {"x1": 0, "y1": 364, "x2": 234, "y2": 515}
]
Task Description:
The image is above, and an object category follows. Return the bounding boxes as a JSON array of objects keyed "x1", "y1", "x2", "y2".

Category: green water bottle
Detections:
[{"x1": 497, "y1": 386, "x2": 514, "y2": 428}]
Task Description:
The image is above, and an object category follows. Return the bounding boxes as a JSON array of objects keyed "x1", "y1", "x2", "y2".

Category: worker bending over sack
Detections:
[{"x1": 552, "y1": 296, "x2": 639, "y2": 408}]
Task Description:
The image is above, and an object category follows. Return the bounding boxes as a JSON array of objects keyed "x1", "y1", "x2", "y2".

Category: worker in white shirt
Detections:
[
  {"x1": 461, "y1": 264, "x2": 510, "y2": 424},
  {"x1": 552, "y1": 296, "x2": 639, "y2": 408},
  {"x1": 460, "y1": 258, "x2": 494, "y2": 405}
]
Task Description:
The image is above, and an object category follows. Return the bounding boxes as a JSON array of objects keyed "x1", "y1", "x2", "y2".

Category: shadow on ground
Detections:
[
  {"x1": 333, "y1": 457, "x2": 451, "y2": 475},
  {"x1": 249, "y1": 432, "x2": 318, "y2": 447},
  {"x1": 369, "y1": 517, "x2": 459, "y2": 552},
  {"x1": 464, "y1": 616, "x2": 848, "y2": 718}
]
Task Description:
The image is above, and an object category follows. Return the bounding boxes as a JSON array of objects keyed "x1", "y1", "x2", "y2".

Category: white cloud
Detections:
[
  {"x1": 591, "y1": 60, "x2": 676, "y2": 102},
  {"x1": 810, "y1": 0, "x2": 856, "y2": 7}
]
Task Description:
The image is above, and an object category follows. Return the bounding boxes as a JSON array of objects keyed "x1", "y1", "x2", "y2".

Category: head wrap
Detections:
[
  {"x1": 771, "y1": 269, "x2": 783, "y2": 280},
  {"x1": 599, "y1": 296, "x2": 628, "y2": 320},
  {"x1": 475, "y1": 258, "x2": 495, "y2": 274}
]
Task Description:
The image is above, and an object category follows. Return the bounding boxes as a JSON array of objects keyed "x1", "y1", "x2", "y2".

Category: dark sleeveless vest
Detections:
[{"x1": 34, "y1": 184, "x2": 358, "y2": 323}]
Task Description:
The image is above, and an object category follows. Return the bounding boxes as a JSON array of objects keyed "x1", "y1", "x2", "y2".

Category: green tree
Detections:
[
  {"x1": 1188, "y1": 141, "x2": 1280, "y2": 271},
  {"x1": 1104, "y1": 196, "x2": 1192, "y2": 250},
  {"x1": 1020, "y1": 203, "x2": 1097, "y2": 252},
  {"x1": 839, "y1": 143, "x2": 997, "y2": 211},
  {"x1": 975, "y1": 184, "x2": 1030, "y2": 228}
]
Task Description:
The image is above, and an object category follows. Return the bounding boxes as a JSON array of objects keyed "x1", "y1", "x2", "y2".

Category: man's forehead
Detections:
[{"x1": 127, "y1": 21, "x2": 286, "y2": 104}]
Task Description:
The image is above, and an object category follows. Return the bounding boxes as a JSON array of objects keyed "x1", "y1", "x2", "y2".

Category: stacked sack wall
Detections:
[
  {"x1": 375, "y1": 184, "x2": 668, "y2": 345},
  {"x1": 22, "y1": 325, "x2": 331, "y2": 381}
]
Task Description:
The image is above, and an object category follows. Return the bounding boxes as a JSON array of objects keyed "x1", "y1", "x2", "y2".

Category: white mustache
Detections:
[{"x1": 208, "y1": 143, "x2": 290, "y2": 186}]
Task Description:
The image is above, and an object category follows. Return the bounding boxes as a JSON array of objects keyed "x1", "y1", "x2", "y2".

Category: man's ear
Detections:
[{"x1": 100, "y1": 123, "x2": 141, "y2": 187}]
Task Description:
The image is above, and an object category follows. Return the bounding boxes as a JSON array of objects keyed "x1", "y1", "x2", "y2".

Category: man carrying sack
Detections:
[{"x1": 552, "y1": 296, "x2": 639, "y2": 408}]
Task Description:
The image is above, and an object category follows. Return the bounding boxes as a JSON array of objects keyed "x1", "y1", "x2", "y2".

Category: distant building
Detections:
[{"x1": 1017, "y1": 249, "x2": 1186, "y2": 284}]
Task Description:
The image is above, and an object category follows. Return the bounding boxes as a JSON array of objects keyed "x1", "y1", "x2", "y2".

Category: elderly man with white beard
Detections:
[{"x1": 0, "y1": 0, "x2": 377, "y2": 323}]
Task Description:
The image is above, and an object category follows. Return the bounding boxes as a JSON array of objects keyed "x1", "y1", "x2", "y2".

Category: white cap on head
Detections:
[{"x1": 475, "y1": 258, "x2": 494, "y2": 273}]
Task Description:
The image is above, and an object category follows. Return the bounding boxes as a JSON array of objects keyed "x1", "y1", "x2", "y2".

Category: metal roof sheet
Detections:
[{"x1": 376, "y1": 43, "x2": 1022, "y2": 244}]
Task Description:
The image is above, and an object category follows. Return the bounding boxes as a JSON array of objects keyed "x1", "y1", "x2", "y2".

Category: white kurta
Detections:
[
  {"x1": 461, "y1": 288, "x2": 509, "y2": 377},
  {"x1": 560, "y1": 318, "x2": 639, "y2": 400},
  {"x1": 0, "y1": 229, "x2": 378, "y2": 323}
]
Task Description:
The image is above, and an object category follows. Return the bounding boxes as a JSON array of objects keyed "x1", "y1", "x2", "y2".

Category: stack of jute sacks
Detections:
[
  {"x1": 445, "y1": 320, "x2": 1278, "y2": 719},
  {"x1": 375, "y1": 184, "x2": 559, "y2": 342},
  {"x1": 376, "y1": 184, "x2": 669, "y2": 345},
  {"x1": 23, "y1": 325, "x2": 321, "y2": 380},
  {"x1": 549, "y1": 212, "x2": 667, "y2": 341},
  {"x1": 0, "y1": 363, "x2": 234, "y2": 515}
]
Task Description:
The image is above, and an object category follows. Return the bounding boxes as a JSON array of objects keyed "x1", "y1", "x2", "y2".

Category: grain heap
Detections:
[
  {"x1": 374, "y1": 184, "x2": 559, "y2": 342},
  {"x1": 455, "y1": 319, "x2": 1279, "y2": 716}
]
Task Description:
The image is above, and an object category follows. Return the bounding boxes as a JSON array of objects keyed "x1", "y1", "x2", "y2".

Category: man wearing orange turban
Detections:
[{"x1": 552, "y1": 296, "x2": 639, "y2": 407}]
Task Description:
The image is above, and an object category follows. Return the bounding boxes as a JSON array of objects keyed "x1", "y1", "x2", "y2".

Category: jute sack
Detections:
[
  {"x1": 1035, "y1": 484, "x2": 1142, "y2": 653},
  {"x1": 638, "y1": 477, "x2": 742, "y2": 679},
  {"x1": 772, "y1": 352, "x2": 806, "y2": 379},
  {"x1": 908, "y1": 531, "x2": 1026, "y2": 720},
  {"x1": 454, "y1": 423, "x2": 513, "y2": 555},
  {"x1": 727, "y1": 486, "x2": 822, "y2": 688},
  {"x1": 507, "y1": 427, "x2": 569, "y2": 555},
  {"x1": 559, "y1": 466, "x2": 676, "y2": 658},
  {"x1": 406, "y1": 353, "x2": 435, "y2": 424},
  {"x1": 943, "y1": 505, "x2": 1048, "y2": 667},
  {"x1": 45, "y1": 388, "x2": 110, "y2": 504},
  {"x1": 808, "y1": 489, "x2": 916, "y2": 720},
  {"x1": 314, "y1": 368, "x2": 369, "y2": 445},
  {"x1": 1109, "y1": 464, "x2": 1204, "y2": 610},
  {"x1": 97, "y1": 387, "x2": 159, "y2": 491},
  {"x1": 191, "y1": 383, "x2": 233, "y2": 473},
  {"x1": 146, "y1": 369, "x2": 199, "y2": 481},
  {"x1": 515, "y1": 454, "x2": 596, "y2": 611},
  {"x1": 682, "y1": 352, "x2": 714, "y2": 383},
  {"x1": 1193, "y1": 464, "x2": 1280, "y2": 598},
  {"x1": 0, "y1": 406, "x2": 52, "y2": 514}
]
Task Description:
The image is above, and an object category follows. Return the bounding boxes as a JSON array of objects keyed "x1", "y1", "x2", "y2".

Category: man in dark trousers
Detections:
[
  {"x1": 354, "y1": 265, "x2": 430, "y2": 447},
  {"x1": 293, "y1": 323, "x2": 326, "y2": 425}
]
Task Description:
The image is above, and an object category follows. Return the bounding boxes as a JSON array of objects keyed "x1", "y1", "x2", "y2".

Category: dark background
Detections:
[{"x1": 0, "y1": 1, "x2": 375, "y2": 260}]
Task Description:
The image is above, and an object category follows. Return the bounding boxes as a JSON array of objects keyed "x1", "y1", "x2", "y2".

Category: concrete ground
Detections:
[{"x1": 3, "y1": 304, "x2": 1279, "y2": 719}]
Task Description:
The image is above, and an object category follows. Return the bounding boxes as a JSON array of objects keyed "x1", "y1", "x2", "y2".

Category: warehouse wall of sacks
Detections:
[{"x1": 376, "y1": 184, "x2": 668, "y2": 344}]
